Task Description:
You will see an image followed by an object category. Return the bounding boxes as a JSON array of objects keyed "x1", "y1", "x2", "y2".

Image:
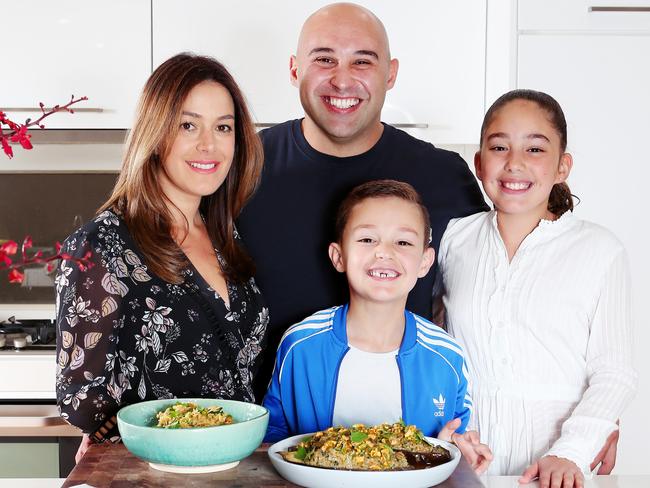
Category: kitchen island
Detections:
[
  {"x1": 11, "y1": 443, "x2": 637, "y2": 487},
  {"x1": 60, "y1": 443, "x2": 481, "y2": 487}
]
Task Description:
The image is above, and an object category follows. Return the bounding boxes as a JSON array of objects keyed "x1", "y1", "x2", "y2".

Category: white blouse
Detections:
[{"x1": 439, "y1": 210, "x2": 637, "y2": 475}]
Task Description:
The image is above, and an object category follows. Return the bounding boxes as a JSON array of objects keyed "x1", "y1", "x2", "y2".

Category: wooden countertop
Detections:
[{"x1": 62, "y1": 443, "x2": 484, "y2": 487}]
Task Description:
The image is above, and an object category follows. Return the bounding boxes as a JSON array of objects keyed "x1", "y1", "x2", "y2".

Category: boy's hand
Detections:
[
  {"x1": 438, "y1": 418, "x2": 493, "y2": 474},
  {"x1": 519, "y1": 455, "x2": 584, "y2": 488}
]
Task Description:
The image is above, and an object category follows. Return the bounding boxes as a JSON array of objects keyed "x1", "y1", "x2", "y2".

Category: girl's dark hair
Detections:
[
  {"x1": 480, "y1": 89, "x2": 574, "y2": 216},
  {"x1": 335, "y1": 179, "x2": 431, "y2": 247},
  {"x1": 100, "y1": 53, "x2": 263, "y2": 283}
]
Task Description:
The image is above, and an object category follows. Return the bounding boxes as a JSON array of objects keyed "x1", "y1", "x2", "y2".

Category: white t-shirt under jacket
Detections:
[
  {"x1": 439, "y1": 210, "x2": 637, "y2": 475},
  {"x1": 332, "y1": 345, "x2": 402, "y2": 427}
]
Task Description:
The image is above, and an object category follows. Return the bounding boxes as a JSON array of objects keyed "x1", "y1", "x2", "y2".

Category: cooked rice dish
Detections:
[
  {"x1": 281, "y1": 422, "x2": 451, "y2": 471},
  {"x1": 155, "y1": 402, "x2": 234, "y2": 429}
]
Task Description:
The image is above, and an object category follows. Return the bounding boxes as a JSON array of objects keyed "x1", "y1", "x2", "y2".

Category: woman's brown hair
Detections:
[
  {"x1": 480, "y1": 89, "x2": 575, "y2": 216},
  {"x1": 100, "y1": 53, "x2": 263, "y2": 283}
]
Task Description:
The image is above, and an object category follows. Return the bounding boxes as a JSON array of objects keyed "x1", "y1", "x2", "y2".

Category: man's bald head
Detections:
[
  {"x1": 298, "y1": 3, "x2": 391, "y2": 62},
  {"x1": 290, "y1": 2, "x2": 398, "y2": 156}
]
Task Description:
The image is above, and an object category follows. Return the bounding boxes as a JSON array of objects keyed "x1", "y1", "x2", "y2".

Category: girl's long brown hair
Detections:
[{"x1": 100, "y1": 53, "x2": 263, "y2": 283}]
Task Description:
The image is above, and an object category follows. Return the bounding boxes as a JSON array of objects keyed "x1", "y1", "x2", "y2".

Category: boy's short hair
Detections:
[{"x1": 335, "y1": 179, "x2": 432, "y2": 247}]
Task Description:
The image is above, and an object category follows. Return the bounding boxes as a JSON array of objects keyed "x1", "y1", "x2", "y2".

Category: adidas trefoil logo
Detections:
[{"x1": 433, "y1": 393, "x2": 445, "y2": 417}]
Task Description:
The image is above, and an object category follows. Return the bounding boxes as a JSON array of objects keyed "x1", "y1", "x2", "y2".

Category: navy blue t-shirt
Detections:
[{"x1": 237, "y1": 120, "x2": 487, "y2": 394}]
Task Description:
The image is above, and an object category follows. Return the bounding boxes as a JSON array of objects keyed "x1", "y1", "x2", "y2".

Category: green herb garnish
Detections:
[
  {"x1": 351, "y1": 431, "x2": 368, "y2": 442},
  {"x1": 295, "y1": 446, "x2": 307, "y2": 460}
]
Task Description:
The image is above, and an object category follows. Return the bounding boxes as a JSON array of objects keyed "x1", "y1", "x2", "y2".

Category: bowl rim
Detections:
[{"x1": 117, "y1": 398, "x2": 269, "y2": 431}]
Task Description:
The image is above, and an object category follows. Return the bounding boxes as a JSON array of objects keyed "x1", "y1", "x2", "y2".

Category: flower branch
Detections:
[
  {"x1": 0, "y1": 237, "x2": 94, "y2": 284},
  {"x1": 2, "y1": 95, "x2": 91, "y2": 283},
  {"x1": 0, "y1": 95, "x2": 88, "y2": 158}
]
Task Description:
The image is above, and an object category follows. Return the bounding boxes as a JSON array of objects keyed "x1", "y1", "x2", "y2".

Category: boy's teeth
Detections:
[
  {"x1": 327, "y1": 97, "x2": 360, "y2": 109},
  {"x1": 503, "y1": 181, "x2": 530, "y2": 190},
  {"x1": 190, "y1": 162, "x2": 216, "y2": 170},
  {"x1": 369, "y1": 270, "x2": 398, "y2": 278}
]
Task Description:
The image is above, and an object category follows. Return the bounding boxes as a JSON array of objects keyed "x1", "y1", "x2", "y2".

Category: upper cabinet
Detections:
[
  {"x1": 1, "y1": 1, "x2": 151, "y2": 129},
  {"x1": 152, "y1": 0, "x2": 486, "y2": 144},
  {"x1": 2, "y1": 1, "x2": 486, "y2": 140},
  {"x1": 519, "y1": 0, "x2": 650, "y2": 31},
  {"x1": 516, "y1": 0, "x2": 650, "y2": 233}
]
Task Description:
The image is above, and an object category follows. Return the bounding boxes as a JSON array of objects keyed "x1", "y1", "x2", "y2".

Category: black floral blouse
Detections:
[{"x1": 55, "y1": 210, "x2": 269, "y2": 436}]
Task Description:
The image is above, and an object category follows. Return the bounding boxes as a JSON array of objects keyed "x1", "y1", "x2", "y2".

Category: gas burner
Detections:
[{"x1": 0, "y1": 317, "x2": 57, "y2": 350}]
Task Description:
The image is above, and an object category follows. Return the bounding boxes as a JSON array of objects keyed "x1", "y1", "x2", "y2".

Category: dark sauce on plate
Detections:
[{"x1": 396, "y1": 449, "x2": 451, "y2": 469}]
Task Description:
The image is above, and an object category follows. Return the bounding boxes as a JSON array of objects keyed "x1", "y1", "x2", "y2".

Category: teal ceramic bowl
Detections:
[{"x1": 117, "y1": 398, "x2": 268, "y2": 472}]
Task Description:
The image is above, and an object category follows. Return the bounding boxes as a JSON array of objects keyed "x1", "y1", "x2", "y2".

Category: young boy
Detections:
[{"x1": 262, "y1": 180, "x2": 492, "y2": 473}]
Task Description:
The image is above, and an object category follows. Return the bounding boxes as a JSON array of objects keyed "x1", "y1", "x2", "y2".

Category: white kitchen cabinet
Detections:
[
  {"x1": 518, "y1": 34, "x2": 650, "y2": 240},
  {"x1": 1, "y1": 1, "x2": 151, "y2": 129},
  {"x1": 0, "y1": 354, "x2": 56, "y2": 399},
  {"x1": 153, "y1": 0, "x2": 486, "y2": 144},
  {"x1": 517, "y1": 2, "x2": 650, "y2": 475},
  {"x1": 519, "y1": 0, "x2": 650, "y2": 31}
]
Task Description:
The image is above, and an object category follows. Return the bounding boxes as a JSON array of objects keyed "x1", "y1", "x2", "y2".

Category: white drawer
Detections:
[
  {"x1": 0, "y1": 354, "x2": 56, "y2": 399},
  {"x1": 519, "y1": 0, "x2": 650, "y2": 31}
]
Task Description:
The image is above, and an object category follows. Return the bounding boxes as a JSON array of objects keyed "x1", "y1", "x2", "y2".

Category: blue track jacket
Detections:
[{"x1": 263, "y1": 305, "x2": 472, "y2": 442}]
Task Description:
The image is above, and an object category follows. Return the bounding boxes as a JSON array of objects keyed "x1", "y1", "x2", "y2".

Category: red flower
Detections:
[
  {"x1": 22, "y1": 236, "x2": 33, "y2": 252},
  {"x1": 0, "y1": 241, "x2": 18, "y2": 255},
  {"x1": 8, "y1": 269, "x2": 24, "y2": 284},
  {"x1": 10, "y1": 126, "x2": 33, "y2": 150},
  {"x1": 1, "y1": 136, "x2": 13, "y2": 158}
]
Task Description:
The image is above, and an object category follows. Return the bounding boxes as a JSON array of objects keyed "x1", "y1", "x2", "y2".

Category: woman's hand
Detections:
[
  {"x1": 438, "y1": 418, "x2": 493, "y2": 474},
  {"x1": 75, "y1": 434, "x2": 93, "y2": 464},
  {"x1": 519, "y1": 455, "x2": 584, "y2": 488}
]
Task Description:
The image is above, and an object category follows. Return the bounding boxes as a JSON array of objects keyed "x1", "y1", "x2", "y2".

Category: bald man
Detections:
[{"x1": 238, "y1": 3, "x2": 487, "y2": 397}]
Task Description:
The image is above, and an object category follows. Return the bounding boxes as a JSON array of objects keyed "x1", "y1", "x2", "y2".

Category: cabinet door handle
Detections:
[
  {"x1": 391, "y1": 123, "x2": 429, "y2": 129},
  {"x1": 589, "y1": 6, "x2": 650, "y2": 12},
  {"x1": 3, "y1": 107, "x2": 105, "y2": 113},
  {"x1": 254, "y1": 122, "x2": 429, "y2": 129}
]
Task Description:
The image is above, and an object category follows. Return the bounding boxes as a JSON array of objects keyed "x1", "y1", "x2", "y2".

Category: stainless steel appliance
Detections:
[{"x1": 0, "y1": 317, "x2": 57, "y2": 351}]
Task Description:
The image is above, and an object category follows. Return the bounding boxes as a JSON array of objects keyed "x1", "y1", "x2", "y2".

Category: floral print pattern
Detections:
[{"x1": 55, "y1": 210, "x2": 269, "y2": 435}]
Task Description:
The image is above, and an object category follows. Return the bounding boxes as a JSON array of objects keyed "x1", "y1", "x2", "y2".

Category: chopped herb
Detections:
[
  {"x1": 351, "y1": 431, "x2": 368, "y2": 442},
  {"x1": 295, "y1": 446, "x2": 307, "y2": 460}
]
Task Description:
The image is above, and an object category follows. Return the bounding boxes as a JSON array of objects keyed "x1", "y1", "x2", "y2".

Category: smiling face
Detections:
[
  {"x1": 159, "y1": 80, "x2": 236, "y2": 208},
  {"x1": 329, "y1": 196, "x2": 434, "y2": 307},
  {"x1": 475, "y1": 99, "x2": 572, "y2": 221},
  {"x1": 291, "y1": 4, "x2": 398, "y2": 156}
]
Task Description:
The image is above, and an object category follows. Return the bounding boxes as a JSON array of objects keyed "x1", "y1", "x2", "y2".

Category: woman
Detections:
[{"x1": 55, "y1": 53, "x2": 268, "y2": 460}]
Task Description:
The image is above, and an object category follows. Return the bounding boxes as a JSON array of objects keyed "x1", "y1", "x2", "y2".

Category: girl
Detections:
[
  {"x1": 55, "y1": 54, "x2": 268, "y2": 461},
  {"x1": 438, "y1": 90, "x2": 637, "y2": 487}
]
